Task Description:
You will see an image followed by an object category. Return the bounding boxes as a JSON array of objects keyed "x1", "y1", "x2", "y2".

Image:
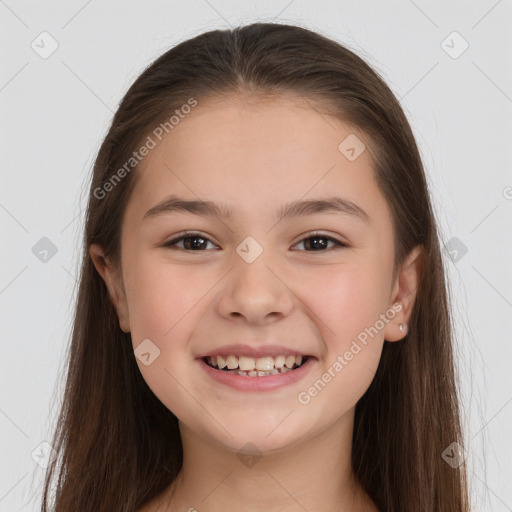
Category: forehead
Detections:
[{"x1": 124, "y1": 94, "x2": 390, "y2": 228}]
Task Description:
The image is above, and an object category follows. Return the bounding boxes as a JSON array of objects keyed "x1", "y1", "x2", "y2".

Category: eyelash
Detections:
[{"x1": 162, "y1": 231, "x2": 348, "y2": 252}]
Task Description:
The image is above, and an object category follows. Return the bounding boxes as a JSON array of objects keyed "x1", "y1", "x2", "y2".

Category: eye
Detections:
[
  {"x1": 163, "y1": 231, "x2": 218, "y2": 251},
  {"x1": 292, "y1": 232, "x2": 348, "y2": 252},
  {"x1": 162, "y1": 231, "x2": 348, "y2": 252}
]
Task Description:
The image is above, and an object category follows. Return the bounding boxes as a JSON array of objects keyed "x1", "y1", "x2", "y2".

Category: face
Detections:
[{"x1": 91, "y1": 94, "x2": 420, "y2": 455}]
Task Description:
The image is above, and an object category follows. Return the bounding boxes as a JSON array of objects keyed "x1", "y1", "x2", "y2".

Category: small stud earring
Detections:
[{"x1": 399, "y1": 324, "x2": 405, "y2": 332}]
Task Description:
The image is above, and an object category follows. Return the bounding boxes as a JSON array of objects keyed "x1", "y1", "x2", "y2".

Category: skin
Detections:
[{"x1": 90, "y1": 93, "x2": 422, "y2": 512}]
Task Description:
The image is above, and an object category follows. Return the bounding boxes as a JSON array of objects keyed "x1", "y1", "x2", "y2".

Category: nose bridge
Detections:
[{"x1": 217, "y1": 244, "x2": 293, "y2": 323}]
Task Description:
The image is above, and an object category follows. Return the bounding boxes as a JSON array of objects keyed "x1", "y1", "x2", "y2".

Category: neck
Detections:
[{"x1": 158, "y1": 408, "x2": 377, "y2": 512}]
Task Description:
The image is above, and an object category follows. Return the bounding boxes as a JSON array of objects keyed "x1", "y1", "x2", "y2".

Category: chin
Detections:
[{"x1": 203, "y1": 419, "x2": 311, "y2": 457}]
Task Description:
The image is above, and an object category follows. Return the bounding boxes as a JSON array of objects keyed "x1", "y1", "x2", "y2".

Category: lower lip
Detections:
[{"x1": 197, "y1": 357, "x2": 316, "y2": 391}]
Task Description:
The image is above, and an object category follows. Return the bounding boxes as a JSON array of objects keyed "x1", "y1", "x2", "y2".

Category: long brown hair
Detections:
[{"x1": 42, "y1": 22, "x2": 471, "y2": 511}]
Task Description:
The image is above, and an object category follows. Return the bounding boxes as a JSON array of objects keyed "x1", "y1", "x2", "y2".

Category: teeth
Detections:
[
  {"x1": 285, "y1": 355, "x2": 296, "y2": 368},
  {"x1": 235, "y1": 367, "x2": 285, "y2": 376},
  {"x1": 206, "y1": 354, "x2": 307, "y2": 372},
  {"x1": 274, "y1": 355, "x2": 285, "y2": 369},
  {"x1": 239, "y1": 356, "x2": 255, "y2": 371},
  {"x1": 256, "y1": 357, "x2": 274, "y2": 371},
  {"x1": 226, "y1": 355, "x2": 238, "y2": 369},
  {"x1": 259, "y1": 369, "x2": 279, "y2": 376}
]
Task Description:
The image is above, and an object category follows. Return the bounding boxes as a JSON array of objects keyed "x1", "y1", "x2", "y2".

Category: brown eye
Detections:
[
  {"x1": 292, "y1": 233, "x2": 347, "y2": 251},
  {"x1": 163, "y1": 232, "x2": 218, "y2": 251}
]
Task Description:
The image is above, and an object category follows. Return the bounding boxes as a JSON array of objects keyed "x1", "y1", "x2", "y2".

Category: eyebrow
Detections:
[{"x1": 143, "y1": 194, "x2": 371, "y2": 224}]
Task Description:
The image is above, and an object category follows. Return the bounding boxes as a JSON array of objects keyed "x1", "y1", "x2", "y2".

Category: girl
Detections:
[{"x1": 42, "y1": 22, "x2": 471, "y2": 511}]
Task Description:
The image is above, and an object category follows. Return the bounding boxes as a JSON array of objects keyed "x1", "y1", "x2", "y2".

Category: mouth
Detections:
[{"x1": 202, "y1": 354, "x2": 310, "y2": 377}]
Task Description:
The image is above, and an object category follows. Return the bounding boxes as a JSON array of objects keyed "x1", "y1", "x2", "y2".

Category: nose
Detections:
[{"x1": 216, "y1": 253, "x2": 294, "y2": 326}]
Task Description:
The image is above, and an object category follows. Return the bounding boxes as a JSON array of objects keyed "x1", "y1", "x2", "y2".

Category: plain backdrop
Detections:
[{"x1": 0, "y1": 0, "x2": 511, "y2": 510}]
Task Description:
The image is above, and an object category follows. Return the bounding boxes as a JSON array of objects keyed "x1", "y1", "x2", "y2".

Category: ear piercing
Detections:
[{"x1": 399, "y1": 324, "x2": 407, "y2": 333}]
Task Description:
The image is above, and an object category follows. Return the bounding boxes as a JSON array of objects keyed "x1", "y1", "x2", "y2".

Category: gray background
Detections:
[{"x1": 1, "y1": 0, "x2": 511, "y2": 510}]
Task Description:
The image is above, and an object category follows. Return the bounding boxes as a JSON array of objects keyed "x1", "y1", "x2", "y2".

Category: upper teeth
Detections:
[{"x1": 208, "y1": 354, "x2": 303, "y2": 371}]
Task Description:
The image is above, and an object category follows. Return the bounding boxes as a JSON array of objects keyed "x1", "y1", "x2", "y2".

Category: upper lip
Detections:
[{"x1": 197, "y1": 344, "x2": 314, "y2": 359}]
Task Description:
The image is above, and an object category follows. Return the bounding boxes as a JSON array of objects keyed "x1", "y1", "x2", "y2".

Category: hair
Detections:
[{"x1": 41, "y1": 22, "x2": 471, "y2": 511}]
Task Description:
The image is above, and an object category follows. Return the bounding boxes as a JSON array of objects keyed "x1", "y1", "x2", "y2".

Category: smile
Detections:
[
  {"x1": 203, "y1": 354, "x2": 308, "y2": 376},
  {"x1": 198, "y1": 354, "x2": 316, "y2": 392}
]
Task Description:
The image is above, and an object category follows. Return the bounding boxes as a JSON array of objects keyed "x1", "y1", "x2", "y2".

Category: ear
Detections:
[
  {"x1": 89, "y1": 243, "x2": 131, "y2": 333},
  {"x1": 384, "y1": 245, "x2": 423, "y2": 342}
]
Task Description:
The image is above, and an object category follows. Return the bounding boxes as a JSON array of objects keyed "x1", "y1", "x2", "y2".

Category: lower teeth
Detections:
[{"x1": 229, "y1": 367, "x2": 290, "y2": 376}]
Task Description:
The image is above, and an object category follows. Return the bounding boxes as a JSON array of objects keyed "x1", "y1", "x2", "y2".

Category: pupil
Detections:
[
  {"x1": 306, "y1": 236, "x2": 327, "y2": 250},
  {"x1": 184, "y1": 236, "x2": 206, "y2": 250}
]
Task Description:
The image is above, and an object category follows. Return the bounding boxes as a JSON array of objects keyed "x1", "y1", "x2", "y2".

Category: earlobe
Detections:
[
  {"x1": 384, "y1": 245, "x2": 423, "y2": 342},
  {"x1": 89, "y1": 244, "x2": 131, "y2": 333}
]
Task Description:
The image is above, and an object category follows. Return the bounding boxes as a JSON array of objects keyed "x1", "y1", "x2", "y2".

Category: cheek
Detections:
[
  {"x1": 297, "y1": 262, "x2": 389, "y2": 403},
  {"x1": 125, "y1": 255, "x2": 207, "y2": 341},
  {"x1": 124, "y1": 256, "x2": 214, "y2": 405},
  {"x1": 303, "y1": 261, "x2": 389, "y2": 345},
  {"x1": 124, "y1": 258, "x2": 204, "y2": 418}
]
